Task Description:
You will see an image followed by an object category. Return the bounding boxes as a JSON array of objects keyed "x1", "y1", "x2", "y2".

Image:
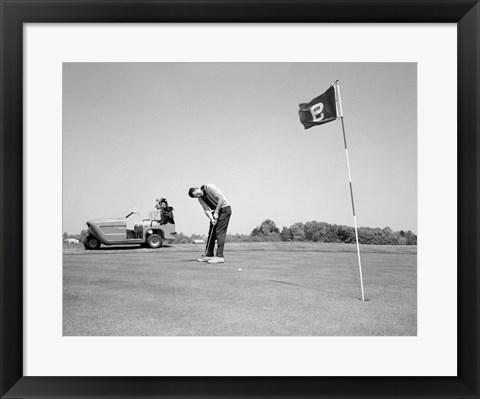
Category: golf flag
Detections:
[
  {"x1": 298, "y1": 80, "x2": 366, "y2": 301},
  {"x1": 298, "y1": 85, "x2": 337, "y2": 129}
]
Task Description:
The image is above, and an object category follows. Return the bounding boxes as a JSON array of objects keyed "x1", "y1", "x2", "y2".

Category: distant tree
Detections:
[
  {"x1": 405, "y1": 230, "x2": 417, "y2": 245},
  {"x1": 195, "y1": 220, "x2": 417, "y2": 246},
  {"x1": 251, "y1": 219, "x2": 280, "y2": 240},
  {"x1": 337, "y1": 225, "x2": 355, "y2": 243},
  {"x1": 386, "y1": 232, "x2": 401, "y2": 245},
  {"x1": 358, "y1": 227, "x2": 379, "y2": 244},
  {"x1": 172, "y1": 232, "x2": 189, "y2": 244},
  {"x1": 77, "y1": 230, "x2": 88, "y2": 243},
  {"x1": 370, "y1": 228, "x2": 384, "y2": 245},
  {"x1": 304, "y1": 221, "x2": 327, "y2": 242},
  {"x1": 226, "y1": 233, "x2": 253, "y2": 243},
  {"x1": 383, "y1": 226, "x2": 393, "y2": 236},
  {"x1": 280, "y1": 227, "x2": 291, "y2": 241},
  {"x1": 289, "y1": 222, "x2": 305, "y2": 241},
  {"x1": 325, "y1": 224, "x2": 340, "y2": 243},
  {"x1": 63, "y1": 232, "x2": 69, "y2": 240},
  {"x1": 189, "y1": 234, "x2": 203, "y2": 242}
]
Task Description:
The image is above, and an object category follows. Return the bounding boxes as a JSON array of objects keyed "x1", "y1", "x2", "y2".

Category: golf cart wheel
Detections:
[
  {"x1": 84, "y1": 235, "x2": 101, "y2": 250},
  {"x1": 146, "y1": 234, "x2": 163, "y2": 249}
]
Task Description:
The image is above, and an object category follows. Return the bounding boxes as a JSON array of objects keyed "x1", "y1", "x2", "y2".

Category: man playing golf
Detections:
[{"x1": 188, "y1": 184, "x2": 232, "y2": 264}]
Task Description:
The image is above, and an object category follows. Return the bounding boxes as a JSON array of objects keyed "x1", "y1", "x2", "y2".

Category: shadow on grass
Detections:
[
  {"x1": 88, "y1": 244, "x2": 174, "y2": 251},
  {"x1": 266, "y1": 279, "x2": 361, "y2": 301}
]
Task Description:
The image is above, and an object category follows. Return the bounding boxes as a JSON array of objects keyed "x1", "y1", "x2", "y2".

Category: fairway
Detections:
[{"x1": 63, "y1": 242, "x2": 416, "y2": 336}]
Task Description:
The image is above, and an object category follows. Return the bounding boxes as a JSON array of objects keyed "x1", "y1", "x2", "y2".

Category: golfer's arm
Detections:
[
  {"x1": 209, "y1": 185, "x2": 225, "y2": 214},
  {"x1": 204, "y1": 209, "x2": 214, "y2": 221},
  {"x1": 199, "y1": 198, "x2": 214, "y2": 221},
  {"x1": 214, "y1": 196, "x2": 225, "y2": 214}
]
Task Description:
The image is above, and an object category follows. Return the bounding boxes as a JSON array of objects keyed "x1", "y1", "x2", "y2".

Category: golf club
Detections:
[{"x1": 204, "y1": 217, "x2": 217, "y2": 257}]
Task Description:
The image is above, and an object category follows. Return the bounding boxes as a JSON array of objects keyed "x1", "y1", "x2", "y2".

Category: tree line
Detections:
[
  {"x1": 64, "y1": 219, "x2": 416, "y2": 246},
  {"x1": 171, "y1": 219, "x2": 416, "y2": 245},
  {"x1": 249, "y1": 219, "x2": 416, "y2": 245}
]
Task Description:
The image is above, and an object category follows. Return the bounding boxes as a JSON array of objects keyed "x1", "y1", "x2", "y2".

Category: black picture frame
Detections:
[{"x1": 1, "y1": 1, "x2": 479, "y2": 398}]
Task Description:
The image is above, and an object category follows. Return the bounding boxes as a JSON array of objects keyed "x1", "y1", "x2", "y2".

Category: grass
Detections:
[
  {"x1": 63, "y1": 242, "x2": 416, "y2": 336},
  {"x1": 63, "y1": 241, "x2": 417, "y2": 254}
]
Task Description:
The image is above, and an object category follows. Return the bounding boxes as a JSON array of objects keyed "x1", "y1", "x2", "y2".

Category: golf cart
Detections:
[{"x1": 83, "y1": 201, "x2": 176, "y2": 250}]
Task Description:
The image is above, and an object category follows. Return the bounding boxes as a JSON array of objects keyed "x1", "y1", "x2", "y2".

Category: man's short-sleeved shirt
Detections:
[{"x1": 199, "y1": 184, "x2": 230, "y2": 210}]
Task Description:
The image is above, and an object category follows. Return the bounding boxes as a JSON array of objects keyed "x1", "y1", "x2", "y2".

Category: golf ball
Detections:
[{"x1": 238, "y1": 268, "x2": 242, "y2": 272}]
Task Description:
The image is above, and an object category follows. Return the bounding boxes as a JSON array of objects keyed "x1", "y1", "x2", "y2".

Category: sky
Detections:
[{"x1": 63, "y1": 62, "x2": 417, "y2": 236}]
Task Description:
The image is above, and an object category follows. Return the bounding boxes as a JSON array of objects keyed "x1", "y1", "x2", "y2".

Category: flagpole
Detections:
[{"x1": 334, "y1": 80, "x2": 365, "y2": 302}]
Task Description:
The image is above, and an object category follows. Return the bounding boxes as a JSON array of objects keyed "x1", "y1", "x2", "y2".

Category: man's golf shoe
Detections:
[
  {"x1": 197, "y1": 255, "x2": 214, "y2": 262},
  {"x1": 207, "y1": 257, "x2": 225, "y2": 264}
]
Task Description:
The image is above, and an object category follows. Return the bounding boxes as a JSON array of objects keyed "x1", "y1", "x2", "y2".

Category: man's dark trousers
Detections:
[{"x1": 205, "y1": 206, "x2": 232, "y2": 258}]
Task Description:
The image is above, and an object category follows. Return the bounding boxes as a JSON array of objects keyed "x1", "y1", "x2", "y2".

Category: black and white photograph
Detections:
[
  {"x1": 3, "y1": 0, "x2": 480, "y2": 395},
  {"x1": 62, "y1": 62, "x2": 417, "y2": 336}
]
